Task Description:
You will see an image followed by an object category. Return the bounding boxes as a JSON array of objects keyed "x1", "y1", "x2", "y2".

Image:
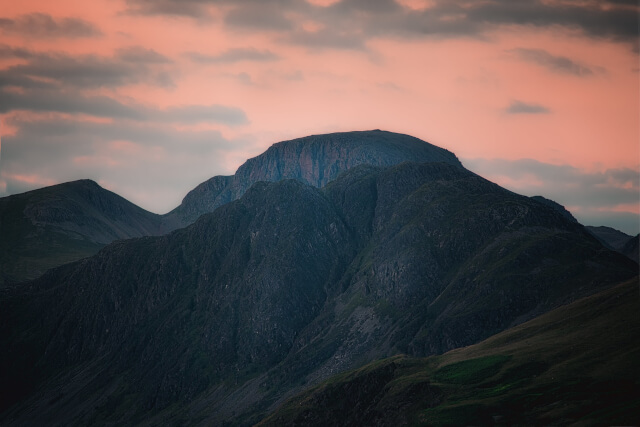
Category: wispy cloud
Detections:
[
  {"x1": 505, "y1": 100, "x2": 550, "y2": 114},
  {"x1": 0, "y1": 13, "x2": 101, "y2": 39},
  {"x1": 510, "y1": 48, "x2": 597, "y2": 76},
  {"x1": 186, "y1": 48, "x2": 279, "y2": 64}
]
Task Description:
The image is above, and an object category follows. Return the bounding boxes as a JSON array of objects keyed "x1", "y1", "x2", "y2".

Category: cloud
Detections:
[
  {"x1": 510, "y1": 48, "x2": 596, "y2": 76},
  {"x1": 225, "y1": 4, "x2": 294, "y2": 30},
  {"x1": 120, "y1": 0, "x2": 639, "y2": 51},
  {"x1": 160, "y1": 105, "x2": 248, "y2": 125},
  {"x1": 0, "y1": 86, "x2": 248, "y2": 125},
  {"x1": 124, "y1": 0, "x2": 215, "y2": 19},
  {"x1": 505, "y1": 100, "x2": 551, "y2": 114},
  {"x1": 0, "y1": 89, "x2": 144, "y2": 118},
  {"x1": 463, "y1": 157, "x2": 640, "y2": 234},
  {"x1": 116, "y1": 46, "x2": 172, "y2": 63},
  {"x1": 186, "y1": 48, "x2": 280, "y2": 63},
  {"x1": 282, "y1": 28, "x2": 367, "y2": 50},
  {"x1": 0, "y1": 45, "x2": 175, "y2": 89},
  {"x1": 0, "y1": 13, "x2": 101, "y2": 38},
  {"x1": 0, "y1": 115, "x2": 253, "y2": 212}
]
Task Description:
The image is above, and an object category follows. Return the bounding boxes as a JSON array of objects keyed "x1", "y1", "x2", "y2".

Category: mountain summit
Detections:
[{"x1": 163, "y1": 130, "x2": 461, "y2": 228}]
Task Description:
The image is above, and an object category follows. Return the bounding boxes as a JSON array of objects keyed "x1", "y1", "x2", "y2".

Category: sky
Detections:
[{"x1": 0, "y1": 0, "x2": 638, "y2": 235}]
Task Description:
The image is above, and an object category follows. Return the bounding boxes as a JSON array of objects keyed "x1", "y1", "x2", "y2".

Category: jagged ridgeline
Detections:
[{"x1": 0, "y1": 130, "x2": 637, "y2": 425}]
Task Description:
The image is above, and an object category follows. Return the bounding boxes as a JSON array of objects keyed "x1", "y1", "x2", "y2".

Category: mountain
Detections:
[
  {"x1": 261, "y1": 276, "x2": 640, "y2": 426},
  {"x1": 0, "y1": 179, "x2": 163, "y2": 286},
  {"x1": 1, "y1": 160, "x2": 635, "y2": 425},
  {"x1": 162, "y1": 129, "x2": 462, "y2": 229},
  {"x1": 585, "y1": 225, "x2": 632, "y2": 251},
  {"x1": 529, "y1": 195, "x2": 578, "y2": 223},
  {"x1": 1, "y1": 130, "x2": 456, "y2": 284},
  {"x1": 622, "y1": 234, "x2": 639, "y2": 263}
]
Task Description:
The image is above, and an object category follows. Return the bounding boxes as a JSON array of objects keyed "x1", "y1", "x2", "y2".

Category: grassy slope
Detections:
[
  {"x1": 259, "y1": 277, "x2": 640, "y2": 426},
  {"x1": 0, "y1": 195, "x2": 104, "y2": 285}
]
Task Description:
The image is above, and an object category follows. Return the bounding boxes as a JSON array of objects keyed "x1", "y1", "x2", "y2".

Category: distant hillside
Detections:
[
  {"x1": 0, "y1": 180, "x2": 163, "y2": 286},
  {"x1": 585, "y1": 225, "x2": 632, "y2": 251},
  {"x1": 162, "y1": 129, "x2": 462, "y2": 228},
  {"x1": 622, "y1": 234, "x2": 639, "y2": 263},
  {"x1": 1, "y1": 161, "x2": 635, "y2": 425},
  {"x1": 261, "y1": 277, "x2": 640, "y2": 426}
]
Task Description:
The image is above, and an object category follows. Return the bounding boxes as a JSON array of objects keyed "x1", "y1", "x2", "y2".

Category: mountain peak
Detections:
[{"x1": 164, "y1": 130, "x2": 461, "y2": 228}]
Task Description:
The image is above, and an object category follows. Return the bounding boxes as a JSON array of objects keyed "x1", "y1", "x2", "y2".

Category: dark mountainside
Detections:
[
  {"x1": 261, "y1": 277, "x2": 640, "y2": 426},
  {"x1": 585, "y1": 225, "x2": 632, "y2": 251},
  {"x1": 162, "y1": 130, "x2": 462, "y2": 229},
  {"x1": 622, "y1": 234, "x2": 639, "y2": 263},
  {"x1": 1, "y1": 159, "x2": 636, "y2": 425},
  {"x1": 529, "y1": 195, "x2": 578, "y2": 224},
  {"x1": 0, "y1": 179, "x2": 164, "y2": 286}
]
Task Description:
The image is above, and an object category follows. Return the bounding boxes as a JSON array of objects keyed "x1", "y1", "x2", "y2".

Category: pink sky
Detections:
[{"x1": 0, "y1": 0, "x2": 638, "y2": 233}]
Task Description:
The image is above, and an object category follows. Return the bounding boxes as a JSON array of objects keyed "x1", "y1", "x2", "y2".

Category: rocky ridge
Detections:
[{"x1": 162, "y1": 129, "x2": 462, "y2": 228}]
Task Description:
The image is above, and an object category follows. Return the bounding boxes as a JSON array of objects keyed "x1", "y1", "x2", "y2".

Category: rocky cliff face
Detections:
[
  {"x1": 0, "y1": 180, "x2": 163, "y2": 285},
  {"x1": 1, "y1": 161, "x2": 635, "y2": 426},
  {"x1": 162, "y1": 130, "x2": 461, "y2": 228}
]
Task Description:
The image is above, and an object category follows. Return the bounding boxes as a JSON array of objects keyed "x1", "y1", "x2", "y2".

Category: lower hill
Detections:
[
  {"x1": 585, "y1": 225, "x2": 632, "y2": 251},
  {"x1": 0, "y1": 162, "x2": 636, "y2": 425},
  {"x1": 0, "y1": 180, "x2": 163, "y2": 286},
  {"x1": 260, "y1": 276, "x2": 640, "y2": 426}
]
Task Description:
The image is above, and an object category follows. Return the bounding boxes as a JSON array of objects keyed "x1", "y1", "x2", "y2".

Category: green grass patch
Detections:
[{"x1": 432, "y1": 355, "x2": 511, "y2": 385}]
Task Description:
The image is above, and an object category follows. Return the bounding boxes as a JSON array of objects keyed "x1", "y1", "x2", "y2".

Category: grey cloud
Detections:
[
  {"x1": 0, "y1": 87, "x2": 248, "y2": 125},
  {"x1": 121, "y1": 0, "x2": 639, "y2": 51},
  {"x1": 463, "y1": 157, "x2": 640, "y2": 234},
  {"x1": 0, "y1": 44, "x2": 37, "y2": 59},
  {"x1": 505, "y1": 100, "x2": 551, "y2": 114},
  {"x1": 187, "y1": 48, "x2": 279, "y2": 63},
  {"x1": 0, "y1": 89, "x2": 144, "y2": 118},
  {"x1": 124, "y1": 0, "x2": 215, "y2": 19},
  {"x1": 116, "y1": 46, "x2": 172, "y2": 63},
  {"x1": 510, "y1": 48, "x2": 596, "y2": 76},
  {"x1": 161, "y1": 105, "x2": 248, "y2": 125},
  {"x1": 0, "y1": 13, "x2": 101, "y2": 38},
  {"x1": 225, "y1": 4, "x2": 294, "y2": 30},
  {"x1": 0, "y1": 45, "x2": 175, "y2": 89},
  {"x1": 282, "y1": 29, "x2": 367, "y2": 50}
]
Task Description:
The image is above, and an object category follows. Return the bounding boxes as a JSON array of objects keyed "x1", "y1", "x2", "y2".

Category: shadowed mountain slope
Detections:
[
  {"x1": 622, "y1": 234, "x2": 639, "y2": 263},
  {"x1": 261, "y1": 277, "x2": 640, "y2": 426},
  {"x1": 162, "y1": 129, "x2": 462, "y2": 228},
  {"x1": 585, "y1": 225, "x2": 632, "y2": 251},
  {"x1": 0, "y1": 161, "x2": 635, "y2": 425},
  {"x1": 0, "y1": 180, "x2": 163, "y2": 286}
]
